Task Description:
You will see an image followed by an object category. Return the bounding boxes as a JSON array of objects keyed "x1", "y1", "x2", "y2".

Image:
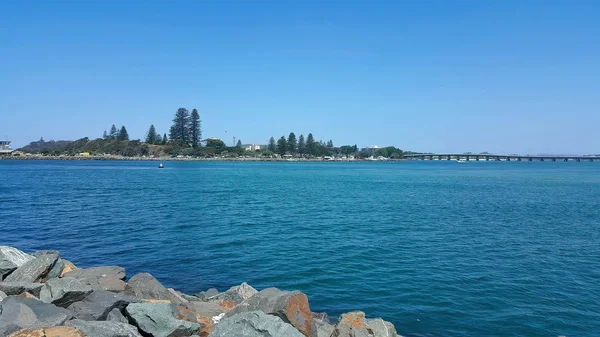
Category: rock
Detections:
[
  {"x1": 66, "y1": 319, "x2": 143, "y2": 337},
  {"x1": 366, "y1": 318, "x2": 397, "y2": 337},
  {"x1": 207, "y1": 282, "x2": 257, "y2": 307},
  {"x1": 8, "y1": 327, "x2": 85, "y2": 337},
  {"x1": 183, "y1": 302, "x2": 226, "y2": 337},
  {"x1": 193, "y1": 288, "x2": 218, "y2": 301},
  {"x1": 227, "y1": 288, "x2": 313, "y2": 337},
  {"x1": 0, "y1": 297, "x2": 73, "y2": 336},
  {"x1": 15, "y1": 292, "x2": 39, "y2": 300},
  {"x1": 45, "y1": 259, "x2": 66, "y2": 281},
  {"x1": 176, "y1": 290, "x2": 201, "y2": 302},
  {"x1": 63, "y1": 266, "x2": 126, "y2": 292},
  {"x1": 0, "y1": 260, "x2": 18, "y2": 280},
  {"x1": 125, "y1": 302, "x2": 200, "y2": 337},
  {"x1": 59, "y1": 260, "x2": 77, "y2": 277},
  {"x1": 0, "y1": 247, "x2": 35, "y2": 267},
  {"x1": 32, "y1": 250, "x2": 61, "y2": 258},
  {"x1": 68, "y1": 290, "x2": 139, "y2": 321},
  {"x1": 312, "y1": 320, "x2": 335, "y2": 337},
  {"x1": 123, "y1": 273, "x2": 184, "y2": 304},
  {"x1": 0, "y1": 290, "x2": 6, "y2": 301},
  {"x1": 41, "y1": 277, "x2": 93, "y2": 308},
  {"x1": 4, "y1": 254, "x2": 59, "y2": 283},
  {"x1": 0, "y1": 282, "x2": 45, "y2": 297},
  {"x1": 106, "y1": 307, "x2": 129, "y2": 323},
  {"x1": 331, "y1": 311, "x2": 397, "y2": 337},
  {"x1": 209, "y1": 311, "x2": 305, "y2": 337}
]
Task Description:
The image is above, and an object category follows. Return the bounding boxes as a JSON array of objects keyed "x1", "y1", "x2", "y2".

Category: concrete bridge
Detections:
[{"x1": 403, "y1": 153, "x2": 600, "y2": 162}]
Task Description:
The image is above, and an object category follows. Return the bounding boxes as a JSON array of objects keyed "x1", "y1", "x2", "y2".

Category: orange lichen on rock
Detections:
[
  {"x1": 218, "y1": 300, "x2": 235, "y2": 311},
  {"x1": 9, "y1": 327, "x2": 85, "y2": 337},
  {"x1": 286, "y1": 293, "x2": 313, "y2": 337}
]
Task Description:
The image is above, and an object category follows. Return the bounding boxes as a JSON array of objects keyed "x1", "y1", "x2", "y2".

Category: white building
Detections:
[{"x1": 244, "y1": 144, "x2": 262, "y2": 151}]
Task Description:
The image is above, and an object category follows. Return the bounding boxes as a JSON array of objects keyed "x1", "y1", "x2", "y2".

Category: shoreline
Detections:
[
  {"x1": 0, "y1": 246, "x2": 399, "y2": 337},
  {"x1": 0, "y1": 155, "x2": 403, "y2": 162}
]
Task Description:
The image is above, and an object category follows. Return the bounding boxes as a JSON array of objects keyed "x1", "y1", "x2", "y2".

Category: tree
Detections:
[
  {"x1": 170, "y1": 108, "x2": 190, "y2": 144},
  {"x1": 327, "y1": 139, "x2": 334, "y2": 149},
  {"x1": 277, "y1": 136, "x2": 287, "y2": 156},
  {"x1": 103, "y1": 131, "x2": 108, "y2": 139},
  {"x1": 236, "y1": 140, "x2": 242, "y2": 148},
  {"x1": 297, "y1": 134, "x2": 305, "y2": 155},
  {"x1": 162, "y1": 133, "x2": 168, "y2": 145},
  {"x1": 306, "y1": 133, "x2": 316, "y2": 156},
  {"x1": 268, "y1": 137, "x2": 276, "y2": 152},
  {"x1": 156, "y1": 133, "x2": 162, "y2": 144},
  {"x1": 190, "y1": 109, "x2": 201, "y2": 148},
  {"x1": 117, "y1": 126, "x2": 129, "y2": 141},
  {"x1": 109, "y1": 124, "x2": 118, "y2": 139},
  {"x1": 205, "y1": 138, "x2": 227, "y2": 153},
  {"x1": 287, "y1": 132, "x2": 297, "y2": 154},
  {"x1": 145, "y1": 125, "x2": 158, "y2": 144}
]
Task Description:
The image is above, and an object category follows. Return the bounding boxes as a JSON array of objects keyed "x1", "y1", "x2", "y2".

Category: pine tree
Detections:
[
  {"x1": 103, "y1": 131, "x2": 108, "y2": 139},
  {"x1": 109, "y1": 124, "x2": 118, "y2": 139},
  {"x1": 287, "y1": 132, "x2": 297, "y2": 154},
  {"x1": 277, "y1": 136, "x2": 287, "y2": 156},
  {"x1": 117, "y1": 126, "x2": 129, "y2": 141},
  {"x1": 298, "y1": 134, "x2": 305, "y2": 155},
  {"x1": 170, "y1": 108, "x2": 190, "y2": 144},
  {"x1": 306, "y1": 133, "x2": 316, "y2": 156},
  {"x1": 268, "y1": 137, "x2": 276, "y2": 152},
  {"x1": 162, "y1": 133, "x2": 168, "y2": 145},
  {"x1": 236, "y1": 140, "x2": 242, "y2": 148},
  {"x1": 146, "y1": 125, "x2": 157, "y2": 144},
  {"x1": 156, "y1": 133, "x2": 162, "y2": 145},
  {"x1": 327, "y1": 139, "x2": 334, "y2": 148},
  {"x1": 190, "y1": 109, "x2": 201, "y2": 148}
]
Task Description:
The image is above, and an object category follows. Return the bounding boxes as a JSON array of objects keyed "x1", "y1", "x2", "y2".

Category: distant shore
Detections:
[{"x1": 0, "y1": 155, "x2": 399, "y2": 162}]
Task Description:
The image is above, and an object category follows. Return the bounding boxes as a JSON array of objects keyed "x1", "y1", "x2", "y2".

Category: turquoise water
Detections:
[{"x1": 1, "y1": 160, "x2": 599, "y2": 336}]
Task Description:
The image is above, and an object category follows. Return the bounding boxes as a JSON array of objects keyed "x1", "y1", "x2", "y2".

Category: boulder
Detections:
[
  {"x1": 0, "y1": 297, "x2": 73, "y2": 336},
  {"x1": 63, "y1": 266, "x2": 126, "y2": 292},
  {"x1": 4, "y1": 254, "x2": 59, "y2": 283},
  {"x1": 39, "y1": 277, "x2": 93, "y2": 308},
  {"x1": 106, "y1": 307, "x2": 129, "y2": 323},
  {"x1": 331, "y1": 311, "x2": 397, "y2": 337},
  {"x1": 125, "y1": 302, "x2": 200, "y2": 337},
  {"x1": 312, "y1": 313, "x2": 335, "y2": 337},
  {"x1": 209, "y1": 311, "x2": 305, "y2": 337},
  {"x1": 207, "y1": 283, "x2": 257, "y2": 307},
  {"x1": 172, "y1": 302, "x2": 226, "y2": 337},
  {"x1": 190, "y1": 301, "x2": 226, "y2": 318},
  {"x1": 8, "y1": 327, "x2": 85, "y2": 337},
  {"x1": 0, "y1": 247, "x2": 34, "y2": 267},
  {"x1": 123, "y1": 273, "x2": 184, "y2": 304},
  {"x1": 227, "y1": 288, "x2": 313, "y2": 337},
  {"x1": 0, "y1": 290, "x2": 6, "y2": 301},
  {"x1": 68, "y1": 290, "x2": 139, "y2": 321},
  {"x1": 32, "y1": 250, "x2": 61, "y2": 258},
  {"x1": 193, "y1": 288, "x2": 218, "y2": 301},
  {"x1": 176, "y1": 290, "x2": 201, "y2": 302},
  {"x1": 0, "y1": 260, "x2": 18, "y2": 280},
  {"x1": 0, "y1": 282, "x2": 45, "y2": 297},
  {"x1": 66, "y1": 319, "x2": 143, "y2": 337},
  {"x1": 60, "y1": 260, "x2": 78, "y2": 277}
]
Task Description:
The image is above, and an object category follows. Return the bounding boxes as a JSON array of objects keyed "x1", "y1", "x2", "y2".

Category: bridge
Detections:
[{"x1": 403, "y1": 153, "x2": 600, "y2": 162}]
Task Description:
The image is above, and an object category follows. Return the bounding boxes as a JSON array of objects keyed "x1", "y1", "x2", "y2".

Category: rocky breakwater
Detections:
[{"x1": 0, "y1": 246, "x2": 399, "y2": 337}]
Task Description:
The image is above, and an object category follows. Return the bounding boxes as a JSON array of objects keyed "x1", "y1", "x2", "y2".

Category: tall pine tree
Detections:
[
  {"x1": 190, "y1": 109, "x2": 201, "y2": 148},
  {"x1": 236, "y1": 140, "x2": 242, "y2": 148},
  {"x1": 287, "y1": 132, "x2": 297, "y2": 154},
  {"x1": 170, "y1": 108, "x2": 190, "y2": 145},
  {"x1": 298, "y1": 134, "x2": 305, "y2": 155},
  {"x1": 277, "y1": 136, "x2": 287, "y2": 156},
  {"x1": 162, "y1": 133, "x2": 168, "y2": 145},
  {"x1": 103, "y1": 131, "x2": 108, "y2": 139},
  {"x1": 117, "y1": 126, "x2": 129, "y2": 141},
  {"x1": 145, "y1": 125, "x2": 157, "y2": 144},
  {"x1": 306, "y1": 133, "x2": 316, "y2": 156},
  {"x1": 268, "y1": 137, "x2": 276, "y2": 152},
  {"x1": 109, "y1": 124, "x2": 118, "y2": 139}
]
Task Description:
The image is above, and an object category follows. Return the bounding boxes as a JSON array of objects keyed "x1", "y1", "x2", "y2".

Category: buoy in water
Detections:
[{"x1": 158, "y1": 163, "x2": 164, "y2": 169}]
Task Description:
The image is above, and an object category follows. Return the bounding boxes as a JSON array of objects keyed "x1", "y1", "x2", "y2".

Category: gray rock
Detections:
[
  {"x1": 312, "y1": 320, "x2": 335, "y2": 337},
  {"x1": 125, "y1": 302, "x2": 200, "y2": 337},
  {"x1": 66, "y1": 319, "x2": 143, "y2": 337},
  {"x1": 68, "y1": 290, "x2": 140, "y2": 321},
  {"x1": 0, "y1": 247, "x2": 34, "y2": 267},
  {"x1": 209, "y1": 311, "x2": 305, "y2": 337},
  {"x1": 189, "y1": 301, "x2": 225, "y2": 318},
  {"x1": 0, "y1": 282, "x2": 45, "y2": 297},
  {"x1": 227, "y1": 287, "x2": 313, "y2": 336},
  {"x1": 42, "y1": 277, "x2": 93, "y2": 307},
  {"x1": 0, "y1": 296, "x2": 73, "y2": 336},
  {"x1": 194, "y1": 288, "x2": 218, "y2": 301},
  {"x1": 0, "y1": 260, "x2": 17, "y2": 281},
  {"x1": 123, "y1": 273, "x2": 184, "y2": 304},
  {"x1": 107, "y1": 307, "x2": 129, "y2": 323},
  {"x1": 366, "y1": 318, "x2": 397, "y2": 337},
  {"x1": 0, "y1": 291, "x2": 5, "y2": 301},
  {"x1": 63, "y1": 266, "x2": 127, "y2": 292},
  {"x1": 208, "y1": 282, "x2": 257, "y2": 305},
  {"x1": 4, "y1": 253, "x2": 59, "y2": 283},
  {"x1": 32, "y1": 250, "x2": 61, "y2": 257},
  {"x1": 46, "y1": 258, "x2": 66, "y2": 280}
]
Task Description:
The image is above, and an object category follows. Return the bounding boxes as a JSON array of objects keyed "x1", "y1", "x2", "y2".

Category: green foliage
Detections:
[
  {"x1": 162, "y1": 133, "x2": 168, "y2": 145},
  {"x1": 375, "y1": 146, "x2": 403, "y2": 158},
  {"x1": 21, "y1": 138, "x2": 149, "y2": 157},
  {"x1": 287, "y1": 132, "x2": 297, "y2": 154},
  {"x1": 146, "y1": 125, "x2": 158, "y2": 144},
  {"x1": 297, "y1": 134, "x2": 305, "y2": 154},
  {"x1": 205, "y1": 138, "x2": 227, "y2": 153},
  {"x1": 170, "y1": 108, "x2": 190, "y2": 144},
  {"x1": 277, "y1": 136, "x2": 287, "y2": 156},
  {"x1": 190, "y1": 109, "x2": 201, "y2": 148},
  {"x1": 155, "y1": 133, "x2": 162, "y2": 144},
  {"x1": 327, "y1": 139, "x2": 334, "y2": 149},
  {"x1": 103, "y1": 131, "x2": 108, "y2": 139},
  {"x1": 109, "y1": 125, "x2": 118, "y2": 139},
  {"x1": 117, "y1": 126, "x2": 129, "y2": 141},
  {"x1": 306, "y1": 133, "x2": 316, "y2": 156},
  {"x1": 236, "y1": 140, "x2": 242, "y2": 148},
  {"x1": 339, "y1": 145, "x2": 358, "y2": 155},
  {"x1": 268, "y1": 137, "x2": 276, "y2": 152}
]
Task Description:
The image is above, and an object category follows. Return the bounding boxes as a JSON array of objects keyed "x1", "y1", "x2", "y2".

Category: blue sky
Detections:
[{"x1": 1, "y1": 1, "x2": 598, "y2": 154}]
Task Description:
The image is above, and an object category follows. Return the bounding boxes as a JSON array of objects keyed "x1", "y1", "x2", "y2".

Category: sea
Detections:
[{"x1": 1, "y1": 160, "x2": 598, "y2": 336}]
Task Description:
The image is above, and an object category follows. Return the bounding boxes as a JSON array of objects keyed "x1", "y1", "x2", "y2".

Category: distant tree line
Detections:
[{"x1": 103, "y1": 124, "x2": 129, "y2": 141}]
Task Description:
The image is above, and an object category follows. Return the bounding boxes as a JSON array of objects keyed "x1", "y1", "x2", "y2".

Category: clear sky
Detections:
[{"x1": 1, "y1": 1, "x2": 598, "y2": 154}]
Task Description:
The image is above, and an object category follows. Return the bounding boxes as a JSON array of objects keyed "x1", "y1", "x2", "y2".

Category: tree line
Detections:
[{"x1": 103, "y1": 124, "x2": 129, "y2": 141}]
